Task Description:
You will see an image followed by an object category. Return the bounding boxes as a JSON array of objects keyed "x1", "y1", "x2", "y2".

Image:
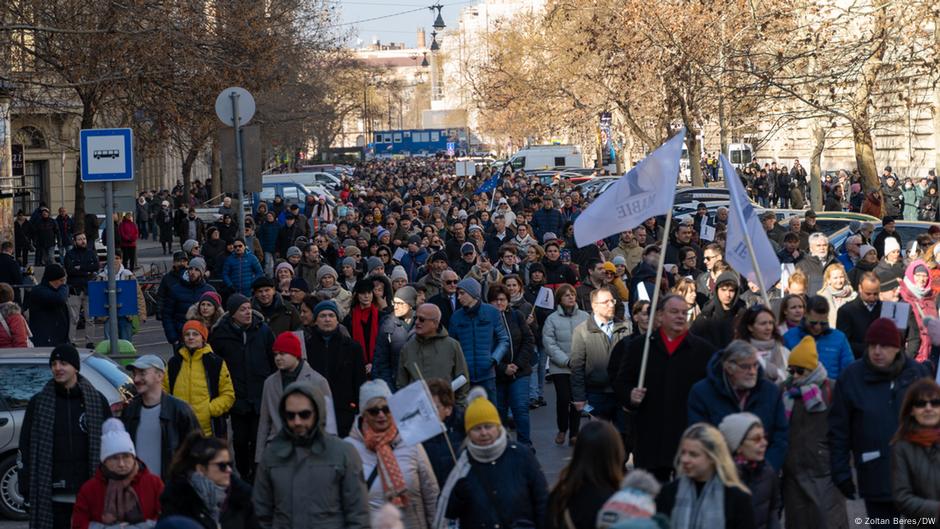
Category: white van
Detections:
[{"x1": 508, "y1": 145, "x2": 583, "y2": 172}]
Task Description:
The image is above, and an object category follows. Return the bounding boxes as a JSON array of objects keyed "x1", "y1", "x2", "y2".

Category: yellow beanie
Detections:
[
  {"x1": 464, "y1": 387, "x2": 501, "y2": 431},
  {"x1": 788, "y1": 336, "x2": 819, "y2": 370}
]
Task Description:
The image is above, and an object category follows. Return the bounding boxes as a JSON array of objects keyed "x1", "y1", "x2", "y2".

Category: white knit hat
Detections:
[
  {"x1": 358, "y1": 379, "x2": 392, "y2": 412},
  {"x1": 100, "y1": 418, "x2": 136, "y2": 462},
  {"x1": 718, "y1": 412, "x2": 762, "y2": 454},
  {"x1": 884, "y1": 236, "x2": 901, "y2": 256}
]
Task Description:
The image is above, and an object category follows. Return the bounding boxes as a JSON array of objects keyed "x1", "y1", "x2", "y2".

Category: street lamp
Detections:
[
  {"x1": 430, "y1": 4, "x2": 446, "y2": 31},
  {"x1": 421, "y1": 53, "x2": 429, "y2": 67},
  {"x1": 430, "y1": 31, "x2": 439, "y2": 52}
]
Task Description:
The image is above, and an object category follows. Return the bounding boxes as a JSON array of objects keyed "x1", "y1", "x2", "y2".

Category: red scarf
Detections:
[
  {"x1": 363, "y1": 422, "x2": 408, "y2": 507},
  {"x1": 905, "y1": 427, "x2": 940, "y2": 447},
  {"x1": 351, "y1": 303, "x2": 379, "y2": 364},
  {"x1": 660, "y1": 328, "x2": 688, "y2": 355}
]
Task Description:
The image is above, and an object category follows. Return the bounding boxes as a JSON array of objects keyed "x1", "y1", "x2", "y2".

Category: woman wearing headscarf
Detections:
[
  {"x1": 899, "y1": 259, "x2": 939, "y2": 363},
  {"x1": 781, "y1": 336, "x2": 847, "y2": 529},
  {"x1": 344, "y1": 380, "x2": 439, "y2": 529},
  {"x1": 72, "y1": 419, "x2": 163, "y2": 529},
  {"x1": 434, "y1": 387, "x2": 548, "y2": 529}
]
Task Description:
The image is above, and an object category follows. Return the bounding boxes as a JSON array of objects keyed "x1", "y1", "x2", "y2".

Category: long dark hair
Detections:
[
  {"x1": 734, "y1": 304, "x2": 782, "y2": 342},
  {"x1": 168, "y1": 432, "x2": 228, "y2": 480},
  {"x1": 547, "y1": 421, "x2": 624, "y2": 527},
  {"x1": 892, "y1": 378, "x2": 940, "y2": 444}
]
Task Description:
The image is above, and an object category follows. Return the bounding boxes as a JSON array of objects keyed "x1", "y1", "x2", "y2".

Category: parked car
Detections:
[
  {"x1": 829, "y1": 220, "x2": 938, "y2": 255},
  {"x1": 0, "y1": 349, "x2": 135, "y2": 520}
]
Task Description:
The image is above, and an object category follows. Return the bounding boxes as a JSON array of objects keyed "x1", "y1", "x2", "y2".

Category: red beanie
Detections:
[
  {"x1": 865, "y1": 318, "x2": 900, "y2": 348},
  {"x1": 273, "y1": 332, "x2": 302, "y2": 359}
]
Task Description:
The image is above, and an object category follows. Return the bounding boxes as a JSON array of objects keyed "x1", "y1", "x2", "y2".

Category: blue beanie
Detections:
[
  {"x1": 457, "y1": 277, "x2": 482, "y2": 300},
  {"x1": 313, "y1": 300, "x2": 339, "y2": 319}
]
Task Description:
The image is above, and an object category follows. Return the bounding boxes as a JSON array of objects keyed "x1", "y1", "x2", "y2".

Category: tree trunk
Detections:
[
  {"x1": 211, "y1": 139, "x2": 221, "y2": 201},
  {"x1": 718, "y1": 95, "x2": 729, "y2": 160},
  {"x1": 934, "y1": 85, "x2": 940, "y2": 176},
  {"x1": 810, "y1": 120, "x2": 826, "y2": 211},
  {"x1": 181, "y1": 146, "x2": 198, "y2": 208},
  {"x1": 73, "y1": 104, "x2": 96, "y2": 233},
  {"x1": 853, "y1": 122, "x2": 879, "y2": 192},
  {"x1": 687, "y1": 132, "x2": 704, "y2": 187}
]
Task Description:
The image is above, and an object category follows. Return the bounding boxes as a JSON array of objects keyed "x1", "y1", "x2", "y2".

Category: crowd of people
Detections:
[{"x1": 7, "y1": 157, "x2": 940, "y2": 529}]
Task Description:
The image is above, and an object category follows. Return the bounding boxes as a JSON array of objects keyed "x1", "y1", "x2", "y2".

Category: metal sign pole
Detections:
[
  {"x1": 105, "y1": 181, "x2": 119, "y2": 354},
  {"x1": 231, "y1": 92, "x2": 246, "y2": 240}
]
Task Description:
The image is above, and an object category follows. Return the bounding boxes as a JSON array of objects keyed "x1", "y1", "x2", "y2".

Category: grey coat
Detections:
[
  {"x1": 542, "y1": 305, "x2": 590, "y2": 375},
  {"x1": 781, "y1": 379, "x2": 848, "y2": 529},
  {"x1": 253, "y1": 382, "x2": 369, "y2": 529},
  {"x1": 255, "y1": 362, "x2": 336, "y2": 462},
  {"x1": 344, "y1": 421, "x2": 440, "y2": 529},
  {"x1": 397, "y1": 327, "x2": 470, "y2": 406},
  {"x1": 569, "y1": 316, "x2": 630, "y2": 401},
  {"x1": 892, "y1": 440, "x2": 940, "y2": 524}
]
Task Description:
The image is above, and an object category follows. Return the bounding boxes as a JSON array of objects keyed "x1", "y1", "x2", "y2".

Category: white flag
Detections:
[
  {"x1": 534, "y1": 286, "x2": 555, "y2": 309},
  {"x1": 388, "y1": 380, "x2": 442, "y2": 446},
  {"x1": 721, "y1": 154, "x2": 781, "y2": 290},
  {"x1": 574, "y1": 129, "x2": 686, "y2": 247}
]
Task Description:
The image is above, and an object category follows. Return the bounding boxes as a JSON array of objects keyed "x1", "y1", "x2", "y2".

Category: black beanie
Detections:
[
  {"x1": 50, "y1": 344, "x2": 81, "y2": 372},
  {"x1": 226, "y1": 293, "x2": 250, "y2": 313},
  {"x1": 43, "y1": 264, "x2": 66, "y2": 283}
]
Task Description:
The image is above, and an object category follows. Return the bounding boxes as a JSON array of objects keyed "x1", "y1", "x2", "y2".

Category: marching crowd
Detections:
[{"x1": 6, "y1": 157, "x2": 940, "y2": 529}]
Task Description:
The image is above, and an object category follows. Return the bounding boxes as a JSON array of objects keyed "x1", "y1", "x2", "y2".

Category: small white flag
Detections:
[
  {"x1": 387, "y1": 380, "x2": 442, "y2": 446},
  {"x1": 534, "y1": 286, "x2": 555, "y2": 309},
  {"x1": 574, "y1": 129, "x2": 686, "y2": 247},
  {"x1": 637, "y1": 282, "x2": 650, "y2": 302},
  {"x1": 700, "y1": 222, "x2": 716, "y2": 242},
  {"x1": 722, "y1": 154, "x2": 781, "y2": 290},
  {"x1": 880, "y1": 301, "x2": 910, "y2": 330},
  {"x1": 392, "y1": 247, "x2": 407, "y2": 262}
]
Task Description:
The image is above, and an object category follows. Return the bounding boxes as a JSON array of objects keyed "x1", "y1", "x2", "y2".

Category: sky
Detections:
[{"x1": 337, "y1": 0, "x2": 465, "y2": 48}]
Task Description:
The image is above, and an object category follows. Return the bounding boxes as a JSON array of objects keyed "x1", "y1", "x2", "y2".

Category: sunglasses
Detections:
[
  {"x1": 366, "y1": 405, "x2": 391, "y2": 416},
  {"x1": 285, "y1": 409, "x2": 314, "y2": 421},
  {"x1": 234, "y1": 244, "x2": 245, "y2": 248},
  {"x1": 912, "y1": 399, "x2": 940, "y2": 409},
  {"x1": 787, "y1": 366, "x2": 807, "y2": 376},
  {"x1": 212, "y1": 461, "x2": 234, "y2": 472},
  {"x1": 444, "y1": 279, "x2": 460, "y2": 285},
  {"x1": 806, "y1": 320, "x2": 829, "y2": 328}
]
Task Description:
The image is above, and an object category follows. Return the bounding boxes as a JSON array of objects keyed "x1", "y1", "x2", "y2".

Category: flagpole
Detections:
[{"x1": 637, "y1": 207, "x2": 673, "y2": 389}]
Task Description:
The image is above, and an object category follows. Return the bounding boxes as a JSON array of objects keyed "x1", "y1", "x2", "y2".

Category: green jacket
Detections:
[{"x1": 397, "y1": 326, "x2": 470, "y2": 406}]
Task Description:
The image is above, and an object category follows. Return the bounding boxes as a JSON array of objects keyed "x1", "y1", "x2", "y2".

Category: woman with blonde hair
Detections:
[
  {"x1": 672, "y1": 278, "x2": 701, "y2": 322},
  {"x1": 656, "y1": 423, "x2": 756, "y2": 529},
  {"x1": 817, "y1": 263, "x2": 856, "y2": 327},
  {"x1": 522, "y1": 243, "x2": 545, "y2": 284}
]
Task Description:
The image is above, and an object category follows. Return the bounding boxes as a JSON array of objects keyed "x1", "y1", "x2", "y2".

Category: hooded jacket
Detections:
[
  {"x1": 163, "y1": 344, "x2": 235, "y2": 436},
  {"x1": 253, "y1": 382, "x2": 370, "y2": 529},
  {"x1": 783, "y1": 326, "x2": 854, "y2": 381},
  {"x1": 398, "y1": 326, "x2": 470, "y2": 405},
  {"x1": 687, "y1": 352, "x2": 790, "y2": 471},
  {"x1": 209, "y1": 312, "x2": 276, "y2": 414},
  {"x1": 162, "y1": 273, "x2": 216, "y2": 344},
  {"x1": 689, "y1": 271, "x2": 745, "y2": 349},
  {"x1": 256, "y1": 361, "x2": 335, "y2": 462},
  {"x1": 0, "y1": 301, "x2": 29, "y2": 347}
]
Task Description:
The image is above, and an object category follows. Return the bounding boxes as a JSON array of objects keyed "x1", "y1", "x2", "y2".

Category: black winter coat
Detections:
[
  {"x1": 496, "y1": 308, "x2": 535, "y2": 383},
  {"x1": 209, "y1": 313, "x2": 275, "y2": 414},
  {"x1": 121, "y1": 392, "x2": 201, "y2": 480},
  {"x1": 738, "y1": 461, "x2": 782, "y2": 529},
  {"x1": 0, "y1": 253, "x2": 23, "y2": 303},
  {"x1": 64, "y1": 246, "x2": 100, "y2": 291},
  {"x1": 690, "y1": 298, "x2": 745, "y2": 349},
  {"x1": 160, "y1": 474, "x2": 260, "y2": 529},
  {"x1": 33, "y1": 217, "x2": 57, "y2": 249},
  {"x1": 27, "y1": 281, "x2": 70, "y2": 346},
  {"x1": 542, "y1": 258, "x2": 576, "y2": 286},
  {"x1": 657, "y1": 479, "x2": 757, "y2": 529},
  {"x1": 835, "y1": 298, "x2": 882, "y2": 359},
  {"x1": 614, "y1": 330, "x2": 713, "y2": 471},
  {"x1": 918, "y1": 194, "x2": 939, "y2": 222},
  {"x1": 303, "y1": 327, "x2": 367, "y2": 436},
  {"x1": 162, "y1": 275, "x2": 216, "y2": 344}
]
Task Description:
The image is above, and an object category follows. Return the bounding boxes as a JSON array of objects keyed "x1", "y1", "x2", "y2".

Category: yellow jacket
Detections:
[{"x1": 162, "y1": 344, "x2": 235, "y2": 436}]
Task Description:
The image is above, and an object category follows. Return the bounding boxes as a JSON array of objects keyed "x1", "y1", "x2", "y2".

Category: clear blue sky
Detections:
[{"x1": 338, "y1": 0, "x2": 464, "y2": 48}]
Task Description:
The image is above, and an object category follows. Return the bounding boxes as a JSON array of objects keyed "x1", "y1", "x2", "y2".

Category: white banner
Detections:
[
  {"x1": 388, "y1": 380, "x2": 443, "y2": 446},
  {"x1": 722, "y1": 154, "x2": 781, "y2": 290},
  {"x1": 534, "y1": 286, "x2": 555, "y2": 309},
  {"x1": 573, "y1": 129, "x2": 685, "y2": 247}
]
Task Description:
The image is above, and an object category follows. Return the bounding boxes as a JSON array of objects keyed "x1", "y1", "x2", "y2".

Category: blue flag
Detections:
[
  {"x1": 474, "y1": 170, "x2": 501, "y2": 195},
  {"x1": 722, "y1": 153, "x2": 781, "y2": 290}
]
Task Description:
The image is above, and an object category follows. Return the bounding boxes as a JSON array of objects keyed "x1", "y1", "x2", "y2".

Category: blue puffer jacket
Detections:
[
  {"x1": 445, "y1": 441, "x2": 548, "y2": 528},
  {"x1": 687, "y1": 352, "x2": 789, "y2": 471},
  {"x1": 783, "y1": 326, "x2": 854, "y2": 380},
  {"x1": 448, "y1": 300, "x2": 510, "y2": 383},
  {"x1": 222, "y1": 252, "x2": 263, "y2": 296},
  {"x1": 828, "y1": 355, "x2": 929, "y2": 501},
  {"x1": 162, "y1": 274, "x2": 216, "y2": 343},
  {"x1": 400, "y1": 249, "x2": 428, "y2": 282},
  {"x1": 530, "y1": 206, "x2": 564, "y2": 242},
  {"x1": 256, "y1": 221, "x2": 279, "y2": 254},
  {"x1": 372, "y1": 314, "x2": 413, "y2": 391}
]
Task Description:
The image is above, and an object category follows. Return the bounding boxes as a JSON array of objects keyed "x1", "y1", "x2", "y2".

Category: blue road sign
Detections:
[
  {"x1": 80, "y1": 128, "x2": 134, "y2": 182},
  {"x1": 88, "y1": 280, "x2": 139, "y2": 317}
]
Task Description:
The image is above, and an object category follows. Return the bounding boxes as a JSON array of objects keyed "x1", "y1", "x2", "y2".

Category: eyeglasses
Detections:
[
  {"x1": 733, "y1": 361, "x2": 760, "y2": 372},
  {"x1": 285, "y1": 409, "x2": 314, "y2": 421},
  {"x1": 366, "y1": 405, "x2": 391, "y2": 416},
  {"x1": 806, "y1": 320, "x2": 829, "y2": 328},
  {"x1": 912, "y1": 398, "x2": 940, "y2": 409},
  {"x1": 212, "y1": 461, "x2": 233, "y2": 472},
  {"x1": 703, "y1": 255, "x2": 716, "y2": 262},
  {"x1": 444, "y1": 279, "x2": 459, "y2": 285},
  {"x1": 594, "y1": 299, "x2": 617, "y2": 305},
  {"x1": 787, "y1": 366, "x2": 807, "y2": 376}
]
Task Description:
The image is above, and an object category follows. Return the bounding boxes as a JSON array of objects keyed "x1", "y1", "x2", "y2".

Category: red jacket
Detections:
[
  {"x1": 0, "y1": 304, "x2": 29, "y2": 348},
  {"x1": 72, "y1": 465, "x2": 164, "y2": 529},
  {"x1": 118, "y1": 219, "x2": 139, "y2": 248}
]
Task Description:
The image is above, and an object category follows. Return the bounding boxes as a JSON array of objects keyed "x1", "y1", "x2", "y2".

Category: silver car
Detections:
[{"x1": 0, "y1": 349, "x2": 135, "y2": 520}]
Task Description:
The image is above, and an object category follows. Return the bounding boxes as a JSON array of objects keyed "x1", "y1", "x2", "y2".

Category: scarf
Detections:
[
  {"x1": 783, "y1": 364, "x2": 829, "y2": 418},
  {"x1": 899, "y1": 275, "x2": 938, "y2": 362},
  {"x1": 316, "y1": 284, "x2": 343, "y2": 300},
  {"x1": 433, "y1": 428, "x2": 508, "y2": 529},
  {"x1": 363, "y1": 423, "x2": 409, "y2": 507},
  {"x1": 672, "y1": 475, "x2": 725, "y2": 529},
  {"x1": 904, "y1": 428, "x2": 940, "y2": 448},
  {"x1": 27, "y1": 377, "x2": 107, "y2": 529},
  {"x1": 750, "y1": 338, "x2": 787, "y2": 383},
  {"x1": 100, "y1": 464, "x2": 143, "y2": 524},
  {"x1": 189, "y1": 472, "x2": 226, "y2": 523},
  {"x1": 510, "y1": 291, "x2": 525, "y2": 305},
  {"x1": 351, "y1": 303, "x2": 380, "y2": 364}
]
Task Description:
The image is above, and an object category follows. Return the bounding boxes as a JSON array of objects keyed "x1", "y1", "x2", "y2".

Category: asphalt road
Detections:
[{"x1": 1, "y1": 236, "x2": 870, "y2": 527}]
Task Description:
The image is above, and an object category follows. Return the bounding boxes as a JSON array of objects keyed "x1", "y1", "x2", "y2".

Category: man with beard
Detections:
[
  {"x1": 796, "y1": 232, "x2": 838, "y2": 294},
  {"x1": 664, "y1": 222, "x2": 702, "y2": 266},
  {"x1": 253, "y1": 382, "x2": 369, "y2": 529}
]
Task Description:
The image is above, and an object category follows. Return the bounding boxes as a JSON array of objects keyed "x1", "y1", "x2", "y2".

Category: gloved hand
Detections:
[{"x1": 836, "y1": 479, "x2": 857, "y2": 500}]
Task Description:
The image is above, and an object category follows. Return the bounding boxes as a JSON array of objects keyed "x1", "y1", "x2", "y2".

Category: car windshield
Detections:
[{"x1": 0, "y1": 363, "x2": 51, "y2": 408}]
